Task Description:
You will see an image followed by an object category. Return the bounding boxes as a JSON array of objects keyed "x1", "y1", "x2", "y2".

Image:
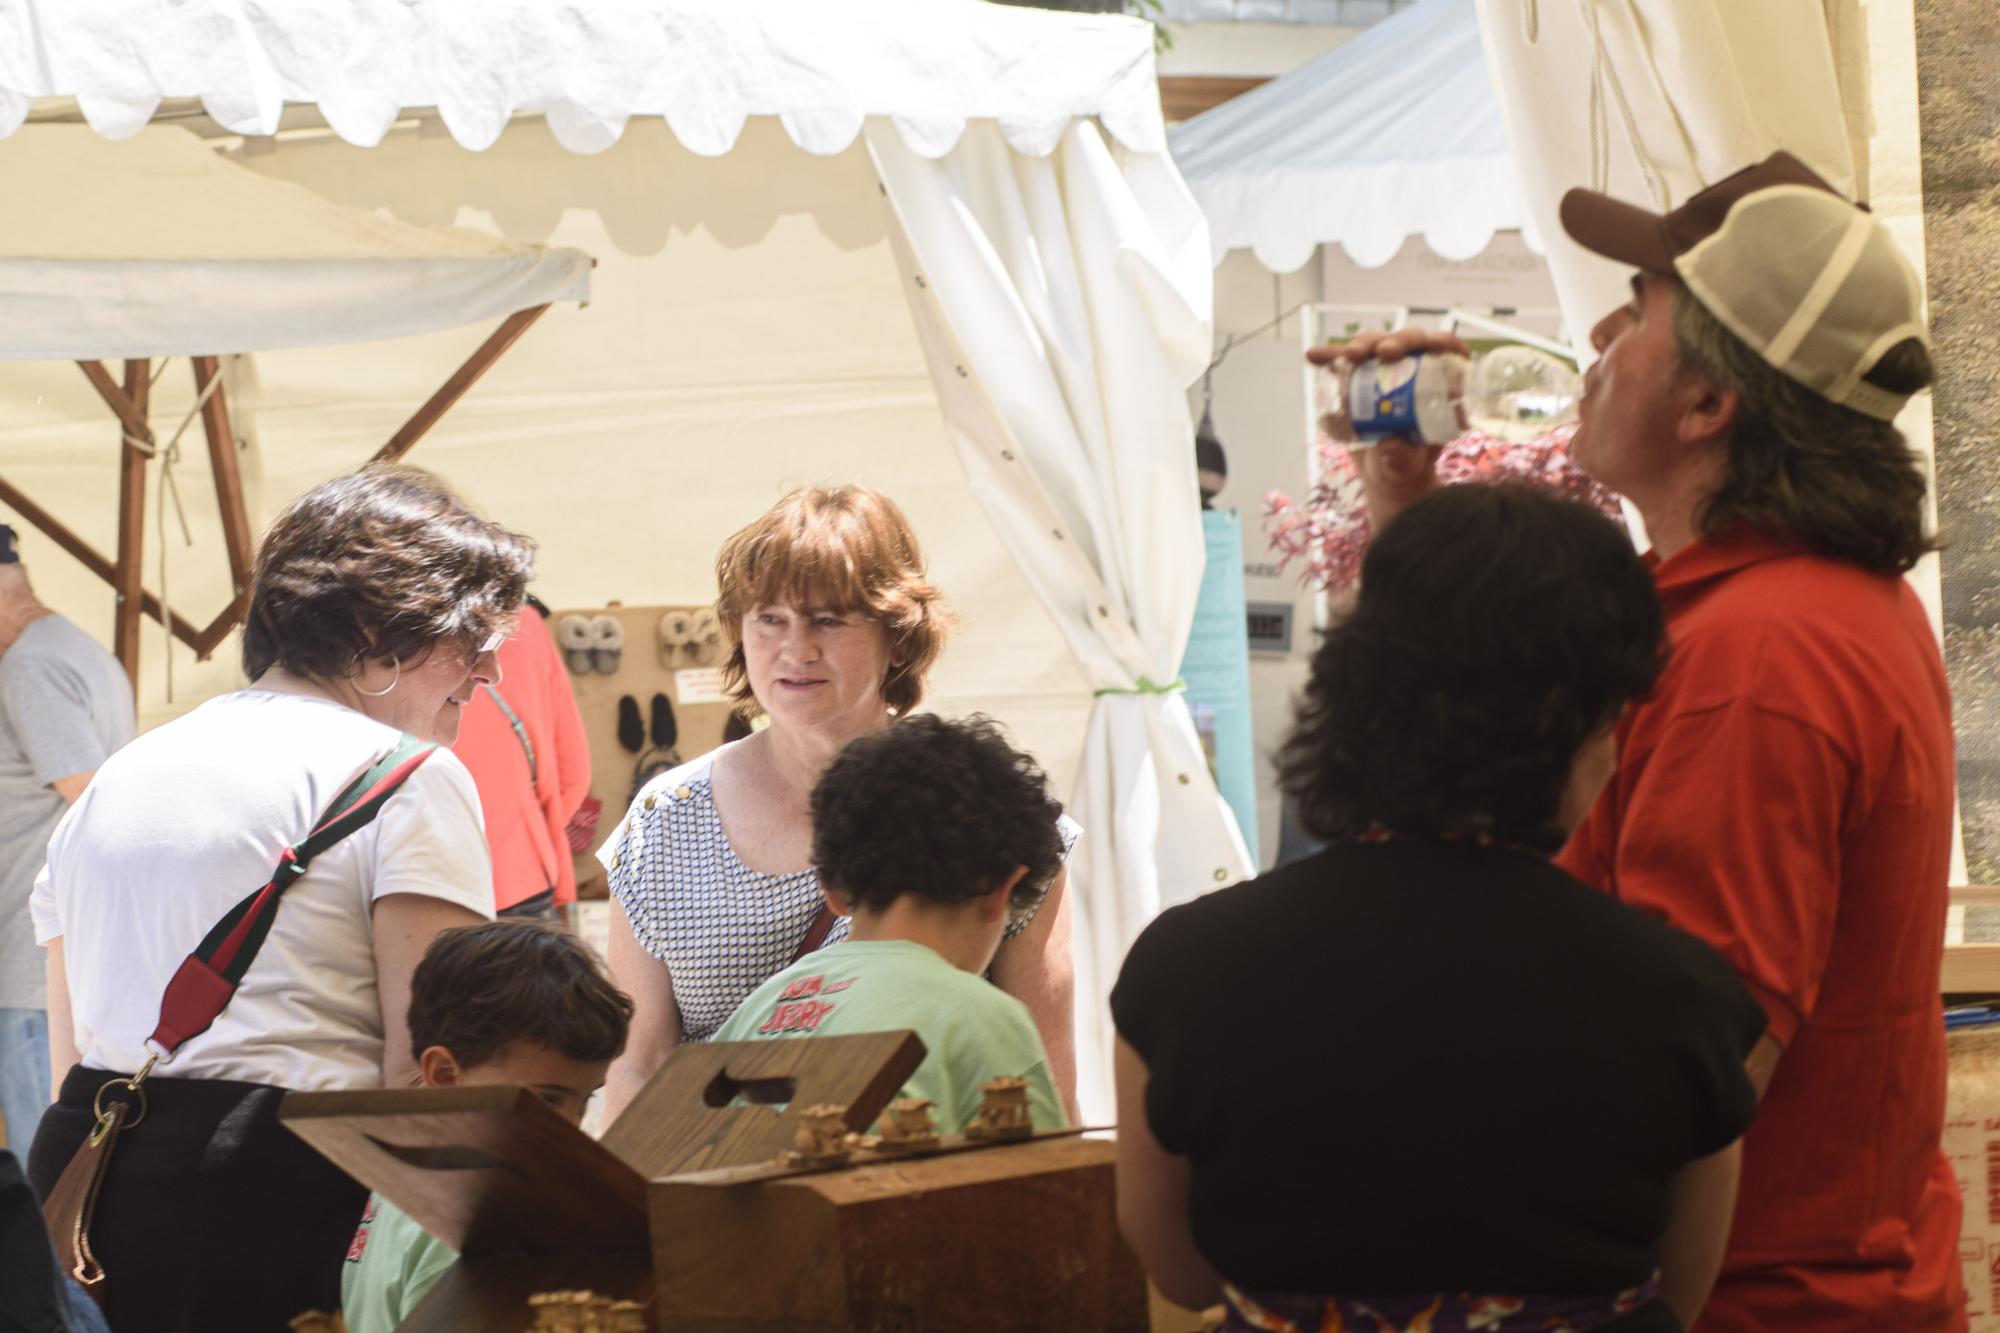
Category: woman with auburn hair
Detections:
[
  {"x1": 27, "y1": 465, "x2": 532, "y2": 1332},
  {"x1": 599, "y1": 485, "x2": 1078, "y2": 1119}
]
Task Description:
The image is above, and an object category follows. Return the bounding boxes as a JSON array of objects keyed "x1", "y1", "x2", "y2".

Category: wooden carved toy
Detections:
[
  {"x1": 965, "y1": 1076, "x2": 1033, "y2": 1141},
  {"x1": 873, "y1": 1096, "x2": 941, "y2": 1155},
  {"x1": 782, "y1": 1102, "x2": 854, "y2": 1168},
  {"x1": 528, "y1": 1290, "x2": 647, "y2": 1332}
]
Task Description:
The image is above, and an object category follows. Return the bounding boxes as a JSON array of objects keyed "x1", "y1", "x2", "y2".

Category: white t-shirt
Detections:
[{"x1": 31, "y1": 689, "x2": 494, "y2": 1090}]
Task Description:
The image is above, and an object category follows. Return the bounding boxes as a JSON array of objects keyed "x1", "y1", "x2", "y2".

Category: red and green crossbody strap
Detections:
[{"x1": 144, "y1": 734, "x2": 437, "y2": 1060}]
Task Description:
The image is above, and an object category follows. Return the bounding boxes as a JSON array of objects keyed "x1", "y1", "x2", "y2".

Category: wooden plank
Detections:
[
  {"x1": 111, "y1": 359, "x2": 149, "y2": 685},
  {"x1": 191, "y1": 356, "x2": 255, "y2": 598},
  {"x1": 279, "y1": 1084, "x2": 650, "y2": 1256},
  {"x1": 0, "y1": 473, "x2": 206, "y2": 650},
  {"x1": 551, "y1": 601, "x2": 735, "y2": 901},
  {"x1": 600, "y1": 1032, "x2": 925, "y2": 1181},
  {"x1": 1160, "y1": 74, "x2": 1270, "y2": 122},
  {"x1": 372, "y1": 306, "x2": 550, "y2": 465},
  {"x1": 1944, "y1": 944, "x2": 2000, "y2": 994},
  {"x1": 664, "y1": 1125, "x2": 1092, "y2": 1189}
]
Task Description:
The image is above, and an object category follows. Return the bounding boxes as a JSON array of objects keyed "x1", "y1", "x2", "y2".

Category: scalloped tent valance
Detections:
[
  {"x1": 0, "y1": 0, "x2": 1168, "y2": 159},
  {"x1": 1169, "y1": 0, "x2": 1540, "y2": 272},
  {"x1": 0, "y1": 122, "x2": 592, "y2": 359}
]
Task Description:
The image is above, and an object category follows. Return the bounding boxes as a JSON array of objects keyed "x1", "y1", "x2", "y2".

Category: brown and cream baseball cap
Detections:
[{"x1": 1559, "y1": 151, "x2": 1929, "y2": 422}]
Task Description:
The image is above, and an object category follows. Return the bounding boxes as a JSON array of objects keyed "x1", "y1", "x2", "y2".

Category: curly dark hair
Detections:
[
  {"x1": 811, "y1": 713, "x2": 1066, "y2": 916},
  {"x1": 242, "y1": 465, "x2": 536, "y2": 683},
  {"x1": 407, "y1": 921, "x2": 633, "y2": 1069},
  {"x1": 1280, "y1": 484, "x2": 1668, "y2": 853}
]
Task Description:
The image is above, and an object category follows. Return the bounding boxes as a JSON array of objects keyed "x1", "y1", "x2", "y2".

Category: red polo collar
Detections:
[{"x1": 1646, "y1": 524, "x2": 1808, "y2": 603}]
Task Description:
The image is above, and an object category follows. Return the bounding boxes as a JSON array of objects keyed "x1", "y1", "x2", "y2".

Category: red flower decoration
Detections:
[{"x1": 1263, "y1": 425, "x2": 1622, "y2": 594}]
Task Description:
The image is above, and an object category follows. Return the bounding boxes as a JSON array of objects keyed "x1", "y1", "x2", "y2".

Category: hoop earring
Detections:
[{"x1": 354, "y1": 655, "x2": 401, "y2": 698}]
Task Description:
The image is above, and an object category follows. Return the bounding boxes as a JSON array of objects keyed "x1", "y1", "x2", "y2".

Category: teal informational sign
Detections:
[{"x1": 1183, "y1": 510, "x2": 1259, "y2": 867}]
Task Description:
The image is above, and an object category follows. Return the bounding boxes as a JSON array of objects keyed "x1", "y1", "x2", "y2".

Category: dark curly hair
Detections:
[
  {"x1": 243, "y1": 465, "x2": 536, "y2": 683},
  {"x1": 1280, "y1": 484, "x2": 1668, "y2": 853},
  {"x1": 407, "y1": 921, "x2": 633, "y2": 1069},
  {"x1": 811, "y1": 713, "x2": 1066, "y2": 916}
]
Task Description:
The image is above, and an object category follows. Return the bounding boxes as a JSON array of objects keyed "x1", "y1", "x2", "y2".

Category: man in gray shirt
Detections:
[{"x1": 0, "y1": 526, "x2": 133, "y2": 1155}]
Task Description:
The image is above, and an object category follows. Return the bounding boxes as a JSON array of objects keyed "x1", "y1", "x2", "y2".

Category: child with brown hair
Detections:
[{"x1": 340, "y1": 921, "x2": 632, "y2": 1333}]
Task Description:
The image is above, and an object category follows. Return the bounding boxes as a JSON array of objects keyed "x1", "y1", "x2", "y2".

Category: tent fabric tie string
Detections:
[
  {"x1": 126, "y1": 357, "x2": 218, "y2": 701},
  {"x1": 1092, "y1": 676, "x2": 1186, "y2": 698}
]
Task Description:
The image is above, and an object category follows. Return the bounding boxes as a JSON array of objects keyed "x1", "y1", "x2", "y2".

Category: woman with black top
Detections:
[{"x1": 1112, "y1": 485, "x2": 1766, "y2": 1332}]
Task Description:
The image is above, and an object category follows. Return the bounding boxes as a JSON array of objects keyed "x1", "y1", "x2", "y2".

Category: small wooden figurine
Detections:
[
  {"x1": 782, "y1": 1102, "x2": 854, "y2": 1168},
  {"x1": 872, "y1": 1096, "x2": 941, "y2": 1155},
  {"x1": 965, "y1": 1075, "x2": 1034, "y2": 1141},
  {"x1": 527, "y1": 1290, "x2": 647, "y2": 1332}
]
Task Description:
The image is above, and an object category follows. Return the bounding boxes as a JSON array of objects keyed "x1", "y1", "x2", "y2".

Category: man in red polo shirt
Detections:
[{"x1": 1318, "y1": 152, "x2": 1962, "y2": 1331}]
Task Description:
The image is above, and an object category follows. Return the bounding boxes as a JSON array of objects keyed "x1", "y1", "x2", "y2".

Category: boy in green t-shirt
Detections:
[
  {"x1": 341, "y1": 922, "x2": 633, "y2": 1333},
  {"x1": 715, "y1": 714, "x2": 1069, "y2": 1135}
]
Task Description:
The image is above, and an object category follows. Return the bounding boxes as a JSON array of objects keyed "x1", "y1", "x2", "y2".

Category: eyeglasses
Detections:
[{"x1": 458, "y1": 628, "x2": 507, "y2": 665}]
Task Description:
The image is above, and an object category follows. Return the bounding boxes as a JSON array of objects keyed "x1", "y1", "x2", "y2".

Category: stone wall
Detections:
[{"x1": 1918, "y1": 0, "x2": 2000, "y2": 884}]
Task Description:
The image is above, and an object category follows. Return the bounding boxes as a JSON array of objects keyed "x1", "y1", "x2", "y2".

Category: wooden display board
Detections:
[
  {"x1": 280, "y1": 1033, "x2": 1162, "y2": 1332},
  {"x1": 553, "y1": 602, "x2": 736, "y2": 898}
]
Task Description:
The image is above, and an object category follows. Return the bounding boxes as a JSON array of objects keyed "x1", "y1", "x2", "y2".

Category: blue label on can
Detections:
[{"x1": 1350, "y1": 362, "x2": 1422, "y2": 441}]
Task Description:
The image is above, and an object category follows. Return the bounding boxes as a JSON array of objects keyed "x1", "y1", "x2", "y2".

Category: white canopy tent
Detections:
[
  {"x1": 0, "y1": 119, "x2": 590, "y2": 684},
  {"x1": 0, "y1": 123, "x2": 591, "y2": 360},
  {"x1": 1170, "y1": 0, "x2": 1537, "y2": 273},
  {"x1": 0, "y1": 0, "x2": 1254, "y2": 1120}
]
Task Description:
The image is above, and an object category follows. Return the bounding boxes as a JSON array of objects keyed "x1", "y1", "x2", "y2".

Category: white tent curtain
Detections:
[
  {"x1": 869, "y1": 121, "x2": 1255, "y2": 1121},
  {"x1": 1473, "y1": 0, "x2": 1937, "y2": 606},
  {"x1": 1472, "y1": 0, "x2": 1857, "y2": 358}
]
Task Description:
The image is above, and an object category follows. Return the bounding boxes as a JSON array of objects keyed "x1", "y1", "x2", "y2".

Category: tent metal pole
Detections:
[{"x1": 371, "y1": 305, "x2": 551, "y2": 465}]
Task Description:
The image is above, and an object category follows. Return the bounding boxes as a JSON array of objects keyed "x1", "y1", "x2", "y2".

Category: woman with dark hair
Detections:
[
  {"x1": 27, "y1": 465, "x2": 533, "y2": 1332},
  {"x1": 599, "y1": 485, "x2": 1079, "y2": 1120},
  {"x1": 1112, "y1": 485, "x2": 1766, "y2": 1332}
]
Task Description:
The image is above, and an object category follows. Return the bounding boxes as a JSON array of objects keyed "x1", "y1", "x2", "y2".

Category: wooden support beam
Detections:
[
  {"x1": 372, "y1": 306, "x2": 550, "y2": 465},
  {"x1": 1159, "y1": 75, "x2": 1270, "y2": 123},
  {"x1": 112, "y1": 359, "x2": 150, "y2": 686},
  {"x1": 77, "y1": 359, "x2": 155, "y2": 445},
  {"x1": 192, "y1": 590, "x2": 251, "y2": 660},
  {"x1": 192, "y1": 357, "x2": 255, "y2": 602},
  {"x1": 0, "y1": 475, "x2": 207, "y2": 651}
]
